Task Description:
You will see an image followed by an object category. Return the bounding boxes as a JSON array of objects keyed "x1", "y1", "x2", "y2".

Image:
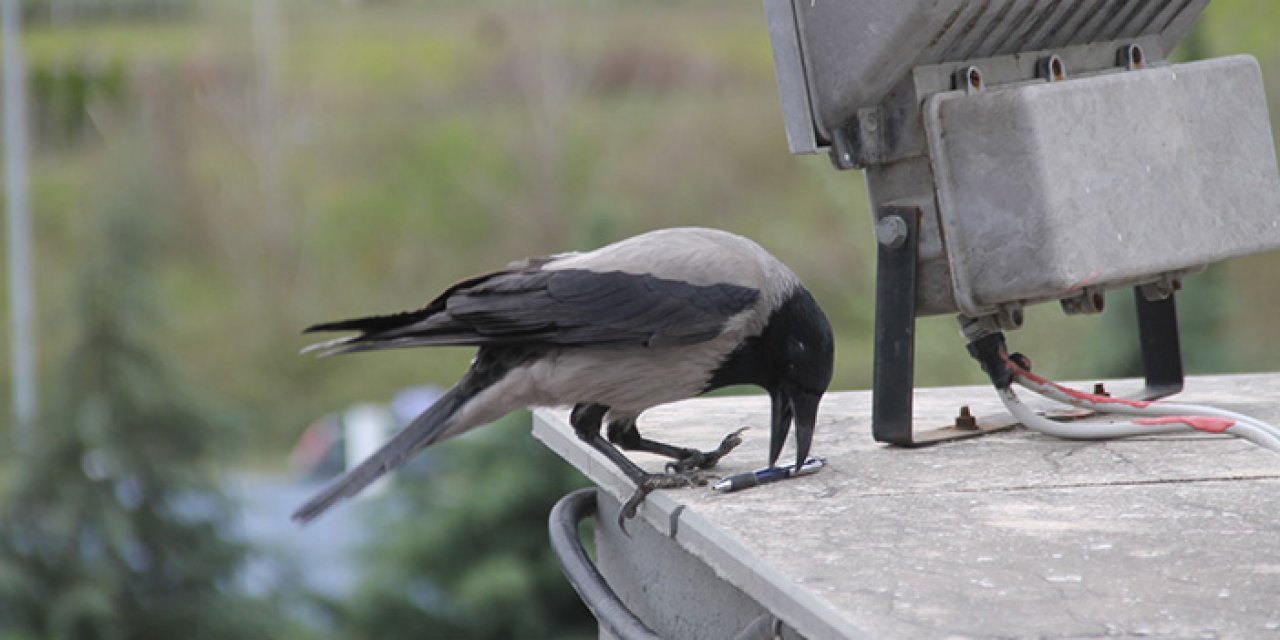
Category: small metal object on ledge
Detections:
[{"x1": 535, "y1": 374, "x2": 1280, "y2": 639}]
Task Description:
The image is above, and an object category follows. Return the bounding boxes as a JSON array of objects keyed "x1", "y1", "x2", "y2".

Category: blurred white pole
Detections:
[
  {"x1": 3, "y1": 0, "x2": 37, "y2": 444},
  {"x1": 343, "y1": 404, "x2": 394, "y2": 499}
]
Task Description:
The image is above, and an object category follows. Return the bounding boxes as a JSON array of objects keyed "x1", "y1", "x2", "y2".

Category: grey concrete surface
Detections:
[{"x1": 533, "y1": 374, "x2": 1280, "y2": 639}]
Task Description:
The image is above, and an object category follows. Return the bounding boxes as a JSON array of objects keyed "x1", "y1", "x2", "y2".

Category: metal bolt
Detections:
[
  {"x1": 1118, "y1": 44, "x2": 1144, "y2": 71},
  {"x1": 1038, "y1": 54, "x2": 1067, "y2": 82},
  {"x1": 956, "y1": 65, "x2": 983, "y2": 94},
  {"x1": 829, "y1": 128, "x2": 859, "y2": 171},
  {"x1": 1140, "y1": 280, "x2": 1172, "y2": 302},
  {"x1": 1060, "y1": 287, "x2": 1105, "y2": 316},
  {"x1": 955, "y1": 406, "x2": 978, "y2": 430},
  {"x1": 875, "y1": 215, "x2": 909, "y2": 249},
  {"x1": 995, "y1": 303, "x2": 1024, "y2": 331},
  {"x1": 1140, "y1": 274, "x2": 1183, "y2": 302}
]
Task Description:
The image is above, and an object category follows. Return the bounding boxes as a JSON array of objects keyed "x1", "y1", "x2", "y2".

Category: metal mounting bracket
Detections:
[
  {"x1": 1134, "y1": 289, "x2": 1185, "y2": 400},
  {"x1": 870, "y1": 206, "x2": 1186, "y2": 446},
  {"x1": 871, "y1": 205, "x2": 1017, "y2": 446}
]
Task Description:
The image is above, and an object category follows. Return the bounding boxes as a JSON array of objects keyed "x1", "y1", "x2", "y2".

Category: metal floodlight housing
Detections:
[
  {"x1": 768, "y1": 1, "x2": 1205, "y2": 154},
  {"x1": 764, "y1": 0, "x2": 1280, "y2": 443}
]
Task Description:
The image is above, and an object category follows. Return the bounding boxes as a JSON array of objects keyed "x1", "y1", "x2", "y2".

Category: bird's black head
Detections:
[
  {"x1": 706, "y1": 284, "x2": 834, "y2": 470},
  {"x1": 766, "y1": 286, "x2": 834, "y2": 470}
]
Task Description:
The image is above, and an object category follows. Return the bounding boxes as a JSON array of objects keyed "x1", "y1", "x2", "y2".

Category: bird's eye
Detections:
[{"x1": 785, "y1": 344, "x2": 803, "y2": 372}]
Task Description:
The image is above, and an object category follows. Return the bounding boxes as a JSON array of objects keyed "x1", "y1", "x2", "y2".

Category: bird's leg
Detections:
[
  {"x1": 571, "y1": 403, "x2": 650, "y2": 484},
  {"x1": 570, "y1": 405, "x2": 721, "y2": 530},
  {"x1": 607, "y1": 418, "x2": 747, "y2": 474}
]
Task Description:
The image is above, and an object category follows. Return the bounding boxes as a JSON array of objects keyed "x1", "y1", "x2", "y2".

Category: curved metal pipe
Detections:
[{"x1": 548, "y1": 488, "x2": 661, "y2": 640}]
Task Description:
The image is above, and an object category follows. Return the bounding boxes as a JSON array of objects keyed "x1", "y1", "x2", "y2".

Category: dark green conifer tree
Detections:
[
  {"x1": 0, "y1": 207, "x2": 283, "y2": 640},
  {"x1": 340, "y1": 414, "x2": 596, "y2": 640}
]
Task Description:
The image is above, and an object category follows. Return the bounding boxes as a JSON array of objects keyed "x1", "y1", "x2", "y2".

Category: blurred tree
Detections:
[
  {"x1": 30, "y1": 59, "x2": 127, "y2": 148},
  {"x1": 0, "y1": 205, "x2": 295, "y2": 639},
  {"x1": 338, "y1": 414, "x2": 596, "y2": 640}
]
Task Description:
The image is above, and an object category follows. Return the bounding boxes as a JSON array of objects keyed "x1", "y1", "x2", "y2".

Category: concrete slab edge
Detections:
[{"x1": 532, "y1": 409, "x2": 868, "y2": 639}]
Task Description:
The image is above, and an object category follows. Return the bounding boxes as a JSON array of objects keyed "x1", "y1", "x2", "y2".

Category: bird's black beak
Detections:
[
  {"x1": 788, "y1": 389, "x2": 820, "y2": 471},
  {"x1": 768, "y1": 386, "x2": 821, "y2": 470},
  {"x1": 768, "y1": 387, "x2": 794, "y2": 467}
]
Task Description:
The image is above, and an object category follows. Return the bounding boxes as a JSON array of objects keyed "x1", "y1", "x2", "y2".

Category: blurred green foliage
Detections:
[
  {"x1": 0, "y1": 194, "x2": 292, "y2": 638},
  {"x1": 29, "y1": 59, "x2": 126, "y2": 147},
  {"x1": 334, "y1": 414, "x2": 595, "y2": 640}
]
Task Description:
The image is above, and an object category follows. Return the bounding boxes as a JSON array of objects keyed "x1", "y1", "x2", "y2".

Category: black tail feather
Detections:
[
  {"x1": 303, "y1": 308, "x2": 434, "y2": 335},
  {"x1": 303, "y1": 270, "x2": 508, "y2": 336},
  {"x1": 306, "y1": 334, "x2": 509, "y2": 358},
  {"x1": 291, "y1": 381, "x2": 473, "y2": 524}
]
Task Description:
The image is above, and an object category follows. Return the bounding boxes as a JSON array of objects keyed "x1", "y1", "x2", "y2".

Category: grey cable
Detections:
[{"x1": 998, "y1": 372, "x2": 1280, "y2": 453}]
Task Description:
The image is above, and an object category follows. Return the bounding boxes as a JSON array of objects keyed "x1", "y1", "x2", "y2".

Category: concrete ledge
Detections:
[{"x1": 533, "y1": 374, "x2": 1280, "y2": 639}]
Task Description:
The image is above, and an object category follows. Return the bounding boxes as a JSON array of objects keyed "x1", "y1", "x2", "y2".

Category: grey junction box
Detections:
[{"x1": 926, "y1": 55, "x2": 1280, "y2": 317}]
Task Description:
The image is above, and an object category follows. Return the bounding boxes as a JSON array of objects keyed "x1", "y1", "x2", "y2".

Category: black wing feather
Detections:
[
  {"x1": 304, "y1": 268, "x2": 759, "y2": 355},
  {"x1": 303, "y1": 271, "x2": 501, "y2": 335}
]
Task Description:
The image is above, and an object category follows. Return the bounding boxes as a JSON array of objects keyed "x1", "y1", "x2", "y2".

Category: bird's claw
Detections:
[
  {"x1": 665, "y1": 426, "x2": 749, "y2": 474},
  {"x1": 617, "y1": 469, "x2": 717, "y2": 533},
  {"x1": 616, "y1": 428, "x2": 748, "y2": 533}
]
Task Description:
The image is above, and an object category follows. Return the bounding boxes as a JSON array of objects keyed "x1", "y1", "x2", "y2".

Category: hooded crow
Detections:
[{"x1": 292, "y1": 227, "x2": 834, "y2": 525}]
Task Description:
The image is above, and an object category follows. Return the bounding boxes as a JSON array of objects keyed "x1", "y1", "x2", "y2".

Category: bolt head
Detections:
[{"x1": 875, "y1": 216, "x2": 909, "y2": 249}]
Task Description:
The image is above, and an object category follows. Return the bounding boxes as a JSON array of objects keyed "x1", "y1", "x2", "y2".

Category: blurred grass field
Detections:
[{"x1": 5, "y1": 0, "x2": 1280, "y2": 464}]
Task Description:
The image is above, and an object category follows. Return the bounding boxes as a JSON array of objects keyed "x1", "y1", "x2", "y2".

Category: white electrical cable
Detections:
[
  {"x1": 997, "y1": 387, "x2": 1280, "y2": 453},
  {"x1": 997, "y1": 363, "x2": 1280, "y2": 453},
  {"x1": 1014, "y1": 367, "x2": 1280, "y2": 439}
]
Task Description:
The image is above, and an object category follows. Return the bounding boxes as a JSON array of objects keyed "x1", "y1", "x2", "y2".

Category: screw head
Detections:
[{"x1": 875, "y1": 215, "x2": 909, "y2": 249}]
